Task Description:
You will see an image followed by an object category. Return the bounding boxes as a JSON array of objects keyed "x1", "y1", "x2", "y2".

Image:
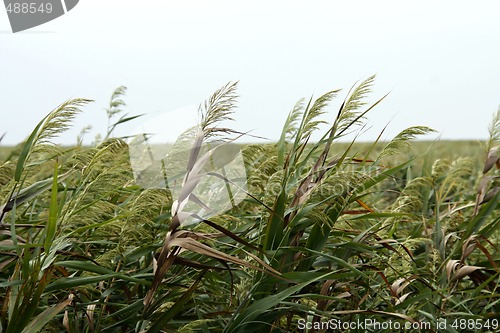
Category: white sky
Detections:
[{"x1": 1, "y1": 0, "x2": 500, "y2": 145}]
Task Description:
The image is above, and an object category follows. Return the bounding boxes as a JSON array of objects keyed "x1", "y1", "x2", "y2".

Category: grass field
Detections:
[
  {"x1": 0, "y1": 80, "x2": 498, "y2": 332},
  {"x1": 0, "y1": 147, "x2": 11, "y2": 162}
]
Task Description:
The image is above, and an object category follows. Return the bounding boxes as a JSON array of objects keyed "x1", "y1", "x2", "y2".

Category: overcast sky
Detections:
[{"x1": 1, "y1": 0, "x2": 499, "y2": 145}]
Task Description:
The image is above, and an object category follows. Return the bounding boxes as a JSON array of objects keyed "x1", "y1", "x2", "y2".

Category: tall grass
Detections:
[{"x1": 0, "y1": 81, "x2": 498, "y2": 332}]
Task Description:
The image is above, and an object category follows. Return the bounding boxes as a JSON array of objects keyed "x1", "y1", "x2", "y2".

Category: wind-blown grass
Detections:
[{"x1": 0, "y1": 80, "x2": 498, "y2": 333}]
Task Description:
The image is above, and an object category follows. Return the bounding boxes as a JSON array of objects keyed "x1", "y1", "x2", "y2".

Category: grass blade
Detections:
[{"x1": 21, "y1": 298, "x2": 71, "y2": 333}]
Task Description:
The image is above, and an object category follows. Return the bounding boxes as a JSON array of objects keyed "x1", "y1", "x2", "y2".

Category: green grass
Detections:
[
  {"x1": 0, "y1": 147, "x2": 13, "y2": 161},
  {"x1": 0, "y1": 80, "x2": 498, "y2": 333},
  {"x1": 0, "y1": 140, "x2": 486, "y2": 174}
]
